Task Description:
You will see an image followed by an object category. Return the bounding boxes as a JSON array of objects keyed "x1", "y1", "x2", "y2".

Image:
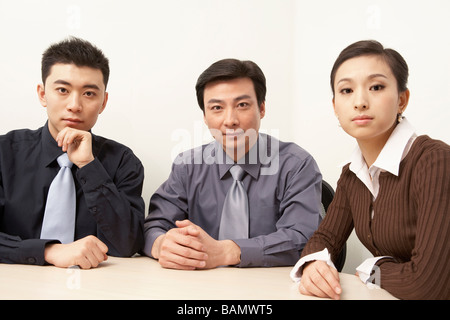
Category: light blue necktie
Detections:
[
  {"x1": 40, "y1": 153, "x2": 76, "y2": 244},
  {"x1": 219, "y1": 165, "x2": 249, "y2": 240}
]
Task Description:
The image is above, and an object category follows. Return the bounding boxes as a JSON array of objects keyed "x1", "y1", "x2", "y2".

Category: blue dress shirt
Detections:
[{"x1": 144, "y1": 134, "x2": 322, "y2": 267}]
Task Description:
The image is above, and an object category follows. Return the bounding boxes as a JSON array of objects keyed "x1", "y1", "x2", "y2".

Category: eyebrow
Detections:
[
  {"x1": 53, "y1": 79, "x2": 101, "y2": 90},
  {"x1": 206, "y1": 94, "x2": 253, "y2": 105},
  {"x1": 337, "y1": 73, "x2": 388, "y2": 85}
]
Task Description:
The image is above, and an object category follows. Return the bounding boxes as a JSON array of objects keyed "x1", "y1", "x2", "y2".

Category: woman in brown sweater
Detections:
[{"x1": 291, "y1": 40, "x2": 449, "y2": 300}]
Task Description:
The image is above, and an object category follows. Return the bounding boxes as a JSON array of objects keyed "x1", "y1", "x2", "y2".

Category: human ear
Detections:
[
  {"x1": 37, "y1": 84, "x2": 47, "y2": 107},
  {"x1": 259, "y1": 102, "x2": 266, "y2": 119},
  {"x1": 398, "y1": 89, "x2": 410, "y2": 114},
  {"x1": 99, "y1": 92, "x2": 108, "y2": 114},
  {"x1": 332, "y1": 98, "x2": 338, "y2": 117}
]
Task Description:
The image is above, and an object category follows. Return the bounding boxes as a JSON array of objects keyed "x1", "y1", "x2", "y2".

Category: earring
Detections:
[
  {"x1": 336, "y1": 115, "x2": 341, "y2": 127},
  {"x1": 397, "y1": 113, "x2": 404, "y2": 123}
]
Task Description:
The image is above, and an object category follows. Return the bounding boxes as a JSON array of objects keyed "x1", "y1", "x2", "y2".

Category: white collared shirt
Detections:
[
  {"x1": 291, "y1": 118, "x2": 417, "y2": 285},
  {"x1": 348, "y1": 118, "x2": 417, "y2": 202}
]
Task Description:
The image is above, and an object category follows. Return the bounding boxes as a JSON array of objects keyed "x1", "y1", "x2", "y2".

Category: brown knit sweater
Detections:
[{"x1": 301, "y1": 135, "x2": 449, "y2": 299}]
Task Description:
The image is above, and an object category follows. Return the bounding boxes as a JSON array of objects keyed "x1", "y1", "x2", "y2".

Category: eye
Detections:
[
  {"x1": 84, "y1": 91, "x2": 96, "y2": 97},
  {"x1": 210, "y1": 105, "x2": 222, "y2": 111},
  {"x1": 57, "y1": 87, "x2": 68, "y2": 94},
  {"x1": 370, "y1": 84, "x2": 385, "y2": 91},
  {"x1": 339, "y1": 88, "x2": 352, "y2": 94},
  {"x1": 237, "y1": 102, "x2": 249, "y2": 108}
]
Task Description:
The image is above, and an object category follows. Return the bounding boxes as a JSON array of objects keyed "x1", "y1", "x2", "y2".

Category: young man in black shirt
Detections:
[{"x1": 0, "y1": 37, "x2": 145, "y2": 269}]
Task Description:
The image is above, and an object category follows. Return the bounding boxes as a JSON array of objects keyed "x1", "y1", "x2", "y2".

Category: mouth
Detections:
[
  {"x1": 63, "y1": 118, "x2": 83, "y2": 125},
  {"x1": 223, "y1": 129, "x2": 244, "y2": 138},
  {"x1": 352, "y1": 115, "x2": 373, "y2": 125}
]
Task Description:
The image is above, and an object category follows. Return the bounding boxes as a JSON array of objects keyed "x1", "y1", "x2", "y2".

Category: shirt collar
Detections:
[
  {"x1": 371, "y1": 118, "x2": 416, "y2": 175},
  {"x1": 41, "y1": 121, "x2": 64, "y2": 167},
  {"x1": 346, "y1": 117, "x2": 417, "y2": 176},
  {"x1": 217, "y1": 133, "x2": 271, "y2": 180}
]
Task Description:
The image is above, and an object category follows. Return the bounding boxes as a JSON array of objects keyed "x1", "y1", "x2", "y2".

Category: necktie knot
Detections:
[
  {"x1": 57, "y1": 153, "x2": 73, "y2": 168},
  {"x1": 230, "y1": 165, "x2": 245, "y2": 181}
]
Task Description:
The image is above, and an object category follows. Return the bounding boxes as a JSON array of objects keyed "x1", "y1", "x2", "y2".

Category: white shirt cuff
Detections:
[
  {"x1": 290, "y1": 248, "x2": 336, "y2": 282},
  {"x1": 356, "y1": 256, "x2": 390, "y2": 285}
]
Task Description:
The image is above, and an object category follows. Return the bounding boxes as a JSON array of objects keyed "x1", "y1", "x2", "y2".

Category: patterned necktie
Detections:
[
  {"x1": 40, "y1": 153, "x2": 76, "y2": 244},
  {"x1": 218, "y1": 165, "x2": 249, "y2": 240}
]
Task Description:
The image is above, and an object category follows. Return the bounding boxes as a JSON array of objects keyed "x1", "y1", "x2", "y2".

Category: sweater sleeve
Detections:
[
  {"x1": 300, "y1": 166, "x2": 354, "y2": 265},
  {"x1": 375, "y1": 143, "x2": 450, "y2": 300}
]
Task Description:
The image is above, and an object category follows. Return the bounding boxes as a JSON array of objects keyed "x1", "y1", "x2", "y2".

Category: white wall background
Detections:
[{"x1": 0, "y1": 0, "x2": 448, "y2": 273}]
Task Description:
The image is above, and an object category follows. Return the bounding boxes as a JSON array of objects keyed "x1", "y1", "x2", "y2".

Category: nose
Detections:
[
  {"x1": 353, "y1": 90, "x2": 368, "y2": 111},
  {"x1": 67, "y1": 94, "x2": 82, "y2": 113},
  {"x1": 223, "y1": 108, "x2": 239, "y2": 127}
]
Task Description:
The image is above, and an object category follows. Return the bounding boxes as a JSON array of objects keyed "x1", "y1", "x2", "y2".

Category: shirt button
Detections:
[{"x1": 27, "y1": 257, "x2": 36, "y2": 264}]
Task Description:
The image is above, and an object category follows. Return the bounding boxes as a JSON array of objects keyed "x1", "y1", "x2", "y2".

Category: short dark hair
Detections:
[
  {"x1": 195, "y1": 59, "x2": 266, "y2": 112},
  {"x1": 41, "y1": 36, "x2": 110, "y2": 88},
  {"x1": 330, "y1": 40, "x2": 409, "y2": 97}
]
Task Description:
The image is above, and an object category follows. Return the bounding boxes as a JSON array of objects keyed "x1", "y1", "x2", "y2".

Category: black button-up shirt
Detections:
[{"x1": 0, "y1": 123, "x2": 145, "y2": 265}]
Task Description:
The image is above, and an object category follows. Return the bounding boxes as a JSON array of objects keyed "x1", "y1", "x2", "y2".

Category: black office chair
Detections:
[{"x1": 321, "y1": 180, "x2": 346, "y2": 272}]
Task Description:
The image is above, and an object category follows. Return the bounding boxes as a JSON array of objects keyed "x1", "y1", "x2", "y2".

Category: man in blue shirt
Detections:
[{"x1": 143, "y1": 59, "x2": 321, "y2": 269}]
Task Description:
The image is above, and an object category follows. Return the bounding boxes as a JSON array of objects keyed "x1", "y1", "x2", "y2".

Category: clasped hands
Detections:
[{"x1": 152, "y1": 220, "x2": 241, "y2": 270}]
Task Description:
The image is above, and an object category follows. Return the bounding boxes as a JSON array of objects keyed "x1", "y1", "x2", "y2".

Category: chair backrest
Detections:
[
  {"x1": 321, "y1": 180, "x2": 335, "y2": 217},
  {"x1": 321, "y1": 180, "x2": 346, "y2": 272}
]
